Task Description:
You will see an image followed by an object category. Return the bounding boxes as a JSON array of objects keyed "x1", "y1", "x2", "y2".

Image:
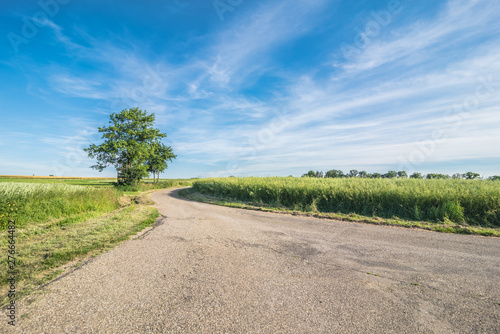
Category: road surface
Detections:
[{"x1": 12, "y1": 188, "x2": 500, "y2": 333}]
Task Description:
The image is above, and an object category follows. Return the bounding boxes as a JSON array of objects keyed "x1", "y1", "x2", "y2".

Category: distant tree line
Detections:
[{"x1": 302, "y1": 170, "x2": 500, "y2": 180}]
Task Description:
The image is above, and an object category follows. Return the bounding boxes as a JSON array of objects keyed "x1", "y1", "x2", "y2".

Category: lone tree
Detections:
[{"x1": 84, "y1": 107, "x2": 175, "y2": 185}]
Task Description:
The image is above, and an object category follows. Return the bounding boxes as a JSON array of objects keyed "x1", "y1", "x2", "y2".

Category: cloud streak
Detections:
[{"x1": 1, "y1": 0, "x2": 499, "y2": 177}]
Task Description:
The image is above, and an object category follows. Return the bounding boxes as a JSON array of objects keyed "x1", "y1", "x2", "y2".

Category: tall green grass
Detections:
[
  {"x1": 0, "y1": 182, "x2": 162, "y2": 305},
  {"x1": 193, "y1": 177, "x2": 500, "y2": 228},
  {"x1": 0, "y1": 183, "x2": 120, "y2": 229}
]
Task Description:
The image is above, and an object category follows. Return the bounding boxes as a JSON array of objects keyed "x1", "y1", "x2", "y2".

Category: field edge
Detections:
[
  {"x1": 0, "y1": 195, "x2": 162, "y2": 309},
  {"x1": 179, "y1": 188, "x2": 500, "y2": 238}
]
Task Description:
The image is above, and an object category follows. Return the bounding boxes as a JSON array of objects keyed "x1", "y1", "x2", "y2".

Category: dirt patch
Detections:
[{"x1": 134, "y1": 194, "x2": 155, "y2": 205}]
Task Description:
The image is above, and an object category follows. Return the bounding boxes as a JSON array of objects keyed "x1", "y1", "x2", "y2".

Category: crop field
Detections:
[
  {"x1": 192, "y1": 177, "x2": 500, "y2": 234},
  {"x1": 0, "y1": 177, "x2": 193, "y2": 306},
  {"x1": 0, "y1": 175, "x2": 194, "y2": 189}
]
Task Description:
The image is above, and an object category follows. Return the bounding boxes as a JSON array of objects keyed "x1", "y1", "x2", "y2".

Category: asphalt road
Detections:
[{"x1": 11, "y1": 188, "x2": 500, "y2": 333}]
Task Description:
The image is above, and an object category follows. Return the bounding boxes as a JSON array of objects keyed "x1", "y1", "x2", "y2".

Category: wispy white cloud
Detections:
[
  {"x1": 7, "y1": 0, "x2": 499, "y2": 177},
  {"x1": 194, "y1": 0, "x2": 329, "y2": 89},
  {"x1": 341, "y1": 0, "x2": 500, "y2": 73}
]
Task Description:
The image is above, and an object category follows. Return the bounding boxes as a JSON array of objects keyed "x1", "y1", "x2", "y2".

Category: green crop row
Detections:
[{"x1": 193, "y1": 177, "x2": 500, "y2": 228}]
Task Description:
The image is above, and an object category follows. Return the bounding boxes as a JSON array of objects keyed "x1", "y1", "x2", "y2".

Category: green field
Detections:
[
  {"x1": 0, "y1": 177, "x2": 193, "y2": 306},
  {"x1": 0, "y1": 183, "x2": 120, "y2": 229},
  {"x1": 191, "y1": 177, "x2": 500, "y2": 235},
  {"x1": 0, "y1": 175, "x2": 192, "y2": 188}
]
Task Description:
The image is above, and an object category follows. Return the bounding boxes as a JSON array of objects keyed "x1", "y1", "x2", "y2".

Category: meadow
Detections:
[
  {"x1": 191, "y1": 177, "x2": 500, "y2": 235},
  {"x1": 0, "y1": 177, "x2": 193, "y2": 306},
  {"x1": 0, "y1": 175, "x2": 193, "y2": 189},
  {"x1": 0, "y1": 183, "x2": 120, "y2": 229}
]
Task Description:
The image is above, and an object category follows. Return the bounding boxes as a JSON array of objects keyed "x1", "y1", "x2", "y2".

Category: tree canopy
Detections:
[
  {"x1": 84, "y1": 107, "x2": 175, "y2": 185},
  {"x1": 146, "y1": 142, "x2": 176, "y2": 183},
  {"x1": 301, "y1": 169, "x2": 487, "y2": 180}
]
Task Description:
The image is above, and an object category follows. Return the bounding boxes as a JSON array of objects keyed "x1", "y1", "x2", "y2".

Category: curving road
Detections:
[{"x1": 12, "y1": 188, "x2": 500, "y2": 333}]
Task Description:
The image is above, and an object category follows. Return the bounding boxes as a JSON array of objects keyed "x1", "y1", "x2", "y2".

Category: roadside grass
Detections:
[
  {"x1": 0, "y1": 177, "x2": 194, "y2": 307},
  {"x1": 0, "y1": 183, "x2": 121, "y2": 229},
  {"x1": 0, "y1": 200, "x2": 159, "y2": 307},
  {"x1": 0, "y1": 178, "x2": 192, "y2": 230},
  {"x1": 192, "y1": 177, "x2": 500, "y2": 229},
  {"x1": 181, "y1": 188, "x2": 500, "y2": 237}
]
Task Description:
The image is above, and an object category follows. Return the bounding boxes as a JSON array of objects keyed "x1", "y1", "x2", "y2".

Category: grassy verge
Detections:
[
  {"x1": 0, "y1": 179, "x2": 173, "y2": 307},
  {"x1": 180, "y1": 188, "x2": 500, "y2": 237},
  {"x1": 0, "y1": 194, "x2": 159, "y2": 307}
]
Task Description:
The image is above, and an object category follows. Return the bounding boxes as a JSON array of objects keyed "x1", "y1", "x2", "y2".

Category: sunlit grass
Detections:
[
  {"x1": 0, "y1": 202, "x2": 159, "y2": 306},
  {"x1": 0, "y1": 183, "x2": 121, "y2": 229},
  {"x1": 193, "y1": 177, "x2": 500, "y2": 228},
  {"x1": 0, "y1": 178, "x2": 195, "y2": 305}
]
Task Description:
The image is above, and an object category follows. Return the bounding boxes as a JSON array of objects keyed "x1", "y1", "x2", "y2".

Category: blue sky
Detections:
[{"x1": 1, "y1": 0, "x2": 499, "y2": 178}]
